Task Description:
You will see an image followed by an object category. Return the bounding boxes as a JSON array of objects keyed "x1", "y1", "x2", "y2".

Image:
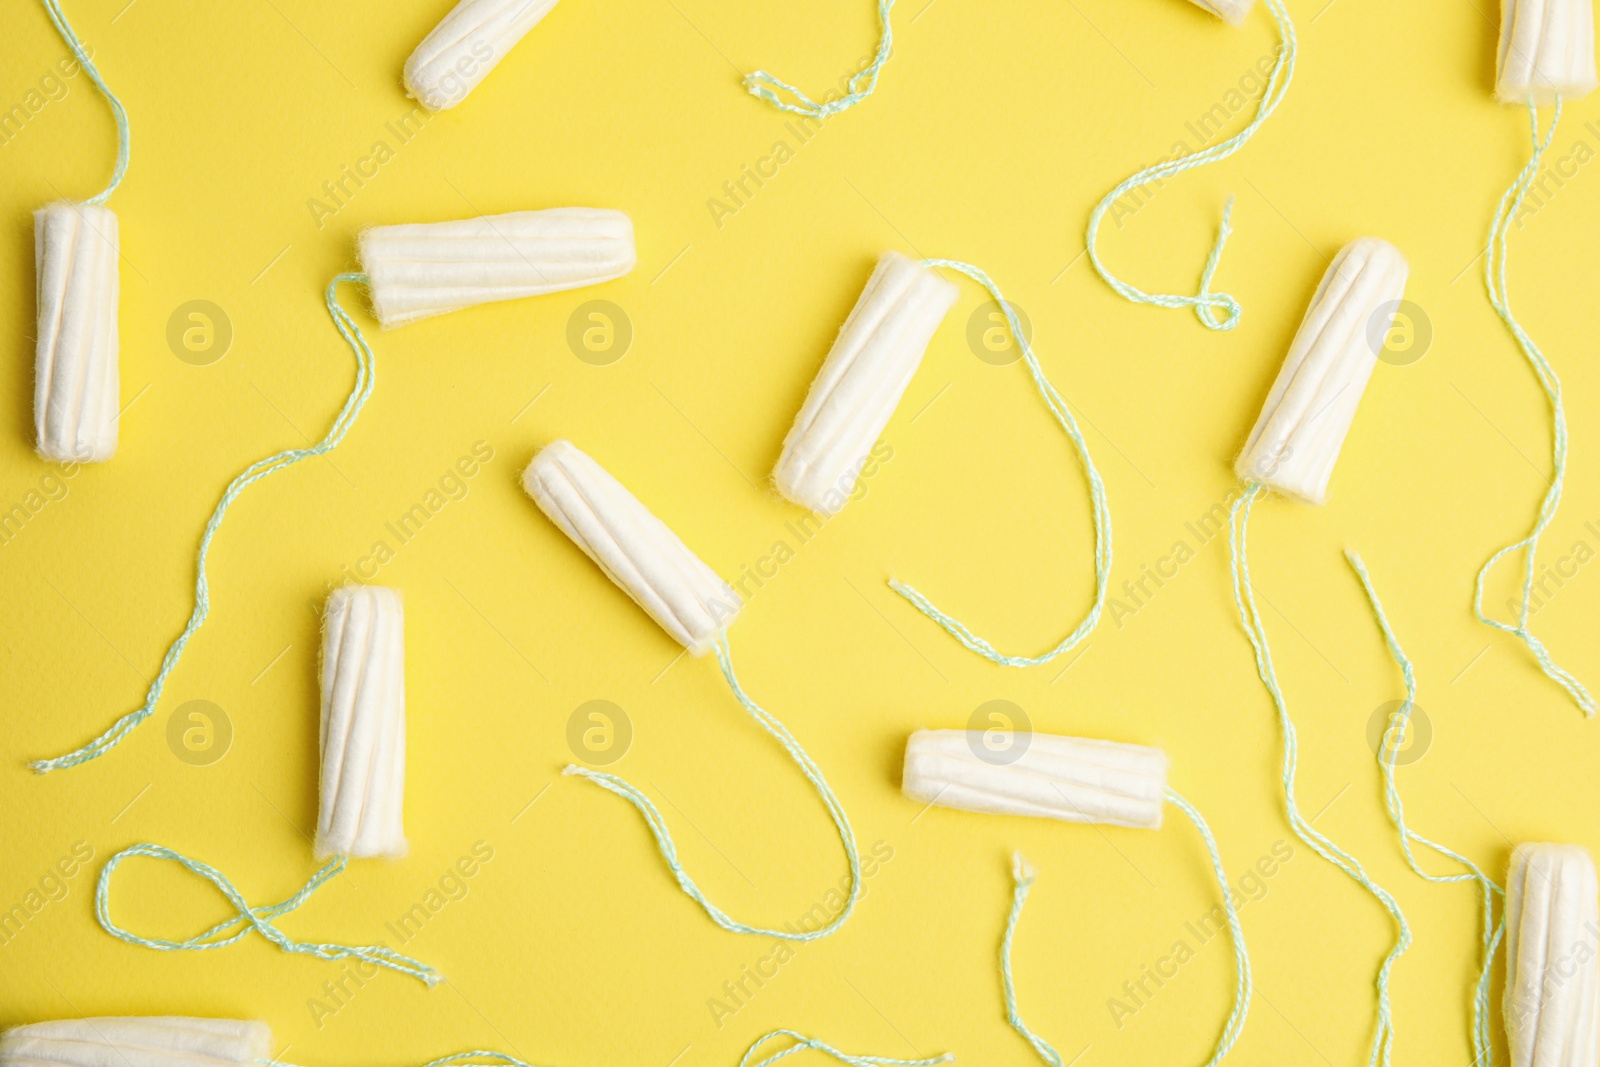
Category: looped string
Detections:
[
  {"x1": 1473, "y1": 99, "x2": 1595, "y2": 716},
  {"x1": 95, "y1": 842, "x2": 439, "y2": 986},
  {"x1": 1193, "y1": 199, "x2": 1238, "y2": 330},
  {"x1": 739, "y1": 1031, "x2": 953, "y2": 1067},
  {"x1": 1228, "y1": 484, "x2": 1410, "y2": 1067},
  {"x1": 744, "y1": 0, "x2": 895, "y2": 119},
  {"x1": 40, "y1": 0, "x2": 130, "y2": 205},
  {"x1": 887, "y1": 260, "x2": 1110, "y2": 668},
  {"x1": 1002, "y1": 794, "x2": 1251, "y2": 1067},
  {"x1": 1085, "y1": 0, "x2": 1296, "y2": 331},
  {"x1": 1346, "y1": 550, "x2": 1506, "y2": 1065},
  {"x1": 33, "y1": 274, "x2": 378, "y2": 773},
  {"x1": 564, "y1": 633, "x2": 862, "y2": 941}
]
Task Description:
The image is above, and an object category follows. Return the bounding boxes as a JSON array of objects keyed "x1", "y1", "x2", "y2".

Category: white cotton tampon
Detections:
[
  {"x1": 1497, "y1": 0, "x2": 1598, "y2": 104},
  {"x1": 1185, "y1": 0, "x2": 1255, "y2": 25},
  {"x1": 902, "y1": 728, "x2": 1168, "y2": 830},
  {"x1": 35, "y1": 202, "x2": 119, "y2": 463},
  {"x1": 522, "y1": 440, "x2": 740, "y2": 655},
  {"x1": 774, "y1": 251, "x2": 959, "y2": 515},
  {"x1": 317, "y1": 585, "x2": 407, "y2": 860},
  {"x1": 404, "y1": 0, "x2": 559, "y2": 111},
  {"x1": 1234, "y1": 237, "x2": 1408, "y2": 505},
  {"x1": 1503, "y1": 843, "x2": 1600, "y2": 1067},
  {"x1": 1, "y1": 1018, "x2": 271, "y2": 1067},
  {"x1": 358, "y1": 208, "x2": 635, "y2": 329}
]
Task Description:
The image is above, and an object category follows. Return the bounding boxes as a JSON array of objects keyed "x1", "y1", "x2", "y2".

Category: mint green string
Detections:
[
  {"x1": 264, "y1": 1053, "x2": 541, "y2": 1067},
  {"x1": 1227, "y1": 484, "x2": 1410, "y2": 1067},
  {"x1": 1002, "y1": 790, "x2": 1251, "y2": 1067},
  {"x1": 1346, "y1": 550, "x2": 1505, "y2": 1067},
  {"x1": 271, "y1": 1034, "x2": 951, "y2": 1067},
  {"x1": 1000, "y1": 854, "x2": 1063, "y2": 1067},
  {"x1": 888, "y1": 260, "x2": 1111, "y2": 667},
  {"x1": 40, "y1": 0, "x2": 129, "y2": 205},
  {"x1": 1085, "y1": 0, "x2": 1296, "y2": 331},
  {"x1": 32, "y1": 275, "x2": 377, "y2": 773},
  {"x1": 1473, "y1": 99, "x2": 1595, "y2": 717},
  {"x1": 355, "y1": 1055, "x2": 541, "y2": 1067},
  {"x1": 738, "y1": 1031, "x2": 952, "y2": 1067},
  {"x1": 563, "y1": 633, "x2": 861, "y2": 940},
  {"x1": 96, "y1": 842, "x2": 439, "y2": 986},
  {"x1": 745, "y1": 0, "x2": 894, "y2": 118}
]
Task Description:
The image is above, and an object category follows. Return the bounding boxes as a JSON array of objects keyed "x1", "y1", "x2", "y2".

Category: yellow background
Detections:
[{"x1": 2, "y1": 0, "x2": 1599, "y2": 1063}]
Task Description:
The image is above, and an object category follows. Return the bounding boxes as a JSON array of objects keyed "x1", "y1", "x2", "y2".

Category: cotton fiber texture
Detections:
[
  {"x1": 774, "y1": 251, "x2": 958, "y2": 515},
  {"x1": 35, "y1": 202, "x2": 118, "y2": 462},
  {"x1": 1235, "y1": 237, "x2": 1408, "y2": 505},
  {"x1": 358, "y1": 208, "x2": 635, "y2": 328},
  {"x1": 1, "y1": 1019, "x2": 270, "y2": 1067},
  {"x1": 404, "y1": 0, "x2": 559, "y2": 110},
  {"x1": 1504, "y1": 843, "x2": 1600, "y2": 1067},
  {"x1": 1186, "y1": 0, "x2": 1255, "y2": 24},
  {"x1": 901, "y1": 729, "x2": 1167, "y2": 830},
  {"x1": 317, "y1": 585, "x2": 407, "y2": 860},
  {"x1": 1497, "y1": 0, "x2": 1597, "y2": 103},
  {"x1": 522, "y1": 440, "x2": 741, "y2": 655}
]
